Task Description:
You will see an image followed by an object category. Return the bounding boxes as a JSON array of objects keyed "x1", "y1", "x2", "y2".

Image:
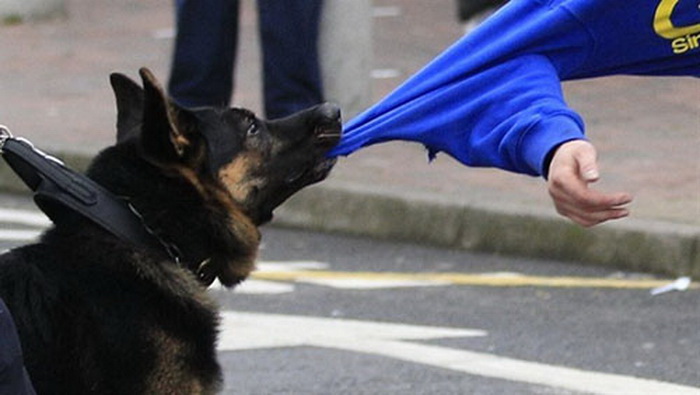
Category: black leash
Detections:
[{"x1": 0, "y1": 125, "x2": 180, "y2": 263}]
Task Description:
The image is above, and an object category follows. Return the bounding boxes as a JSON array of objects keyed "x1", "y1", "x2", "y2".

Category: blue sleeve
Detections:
[
  {"x1": 334, "y1": 54, "x2": 585, "y2": 176},
  {"x1": 329, "y1": 0, "x2": 700, "y2": 176}
]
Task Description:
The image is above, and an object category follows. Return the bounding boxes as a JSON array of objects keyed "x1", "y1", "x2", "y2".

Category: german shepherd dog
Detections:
[{"x1": 0, "y1": 68, "x2": 341, "y2": 394}]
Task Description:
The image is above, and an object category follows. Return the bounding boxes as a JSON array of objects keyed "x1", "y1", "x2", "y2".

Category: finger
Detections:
[
  {"x1": 550, "y1": 174, "x2": 632, "y2": 211},
  {"x1": 553, "y1": 197, "x2": 629, "y2": 226},
  {"x1": 567, "y1": 208, "x2": 630, "y2": 227},
  {"x1": 552, "y1": 187, "x2": 632, "y2": 225},
  {"x1": 549, "y1": 180, "x2": 633, "y2": 226},
  {"x1": 555, "y1": 199, "x2": 631, "y2": 227},
  {"x1": 552, "y1": 191, "x2": 632, "y2": 224},
  {"x1": 569, "y1": 189, "x2": 633, "y2": 211}
]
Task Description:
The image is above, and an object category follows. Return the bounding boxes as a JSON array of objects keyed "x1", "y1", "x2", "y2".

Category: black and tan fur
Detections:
[{"x1": 0, "y1": 68, "x2": 341, "y2": 394}]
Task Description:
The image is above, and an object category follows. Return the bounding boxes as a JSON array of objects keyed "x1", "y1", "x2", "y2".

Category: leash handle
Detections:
[
  {"x1": 0, "y1": 125, "x2": 14, "y2": 154},
  {"x1": 1, "y1": 136, "x2": 97, "y2": 206},
  {"x1": 0, "y1": 127, "x2": 167, "y2": 257}
]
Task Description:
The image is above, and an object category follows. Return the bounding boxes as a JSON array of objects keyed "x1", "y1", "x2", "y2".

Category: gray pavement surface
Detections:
[
  {"x1": 2, "y1": 198, "x2": 698, "y2": 393},
  {"x1": 0, "y1": 0, "x2": 698, "y2": 276}
]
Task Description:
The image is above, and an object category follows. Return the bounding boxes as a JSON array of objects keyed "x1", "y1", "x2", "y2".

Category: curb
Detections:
[
  {"x1": 275, "y1": 183, "x2": 700, "y2": 278},
  {"x1": 2, "y1": 150, "x2": 698, "y2": 278}
]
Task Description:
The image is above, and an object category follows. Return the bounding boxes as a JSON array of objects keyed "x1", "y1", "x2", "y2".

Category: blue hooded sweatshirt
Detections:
[{"x1": 329, "y1": 0, "x2": 700, "y2": 176}]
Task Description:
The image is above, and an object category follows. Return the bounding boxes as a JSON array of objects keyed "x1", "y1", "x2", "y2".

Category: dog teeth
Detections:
[
  {"x1": 315, "y1": 125, "x2": 342, "y2": 140},
  {"x1": 317, "y1": 131, "x2": 341, "y2": 139}
]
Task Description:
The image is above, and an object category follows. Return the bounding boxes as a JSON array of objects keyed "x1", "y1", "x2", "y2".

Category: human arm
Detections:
[{"x1": 330, "y1": 0, "x2": 695, "y2": 226}]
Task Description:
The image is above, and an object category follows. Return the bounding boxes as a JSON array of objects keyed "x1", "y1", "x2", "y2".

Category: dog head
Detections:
[
  {"x1": 111, "y1": 68, "x2": 341, "y2": 225},
  {"x1": 106, "y1": 68, "x2": 341, "y2": 285},
  {"x1": 192, "y1": 103, "x2": 341, "y2": 225}
]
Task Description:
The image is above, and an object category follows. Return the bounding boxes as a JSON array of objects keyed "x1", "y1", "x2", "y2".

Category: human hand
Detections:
[{"x1": 547, "y1": 140, "x2": 633, "y2": 227}]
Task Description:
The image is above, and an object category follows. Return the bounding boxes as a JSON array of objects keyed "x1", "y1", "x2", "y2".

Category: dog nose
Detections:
[{"x1": 316, "y1": 102, "x2": 341, "y2": 122}]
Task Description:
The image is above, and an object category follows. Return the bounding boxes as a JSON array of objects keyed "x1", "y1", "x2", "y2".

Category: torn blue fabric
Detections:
[{"x1": 329, "y1": 0, "x2": 700, "y2": 176}]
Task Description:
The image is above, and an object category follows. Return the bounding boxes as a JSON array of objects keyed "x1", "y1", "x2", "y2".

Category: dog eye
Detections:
[{"x1": 246, "y1": 124, "x2": 259, "y2": 137}]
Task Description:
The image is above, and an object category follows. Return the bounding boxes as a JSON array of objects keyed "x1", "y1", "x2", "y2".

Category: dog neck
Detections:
[{"x1": 86, "y1": 142, "x2": 261, "y2": 288}]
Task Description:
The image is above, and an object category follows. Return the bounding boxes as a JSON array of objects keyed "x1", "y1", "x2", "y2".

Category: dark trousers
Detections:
[
  {"x1": 0, "y1": 298, "x2": 36, "y2": 395},
  {"x1": 168, "y1": 0, "x2": 324, "y2": 119},
  {"x1": 456, "y1": 0, "x2": 507, "y2": 21}
]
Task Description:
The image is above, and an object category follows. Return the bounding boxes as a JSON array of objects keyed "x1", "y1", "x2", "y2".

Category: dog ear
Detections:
[
  {"x1": 139, "y1": 67, "x2": 191, "y2": 163},
  {"x1": 110, "y1": 73, "x2": 145, "y2": 143}
]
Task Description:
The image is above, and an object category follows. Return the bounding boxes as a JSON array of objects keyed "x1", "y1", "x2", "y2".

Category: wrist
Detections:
[{"x1": 519, "y1": 114, "x2": 585, "y2": 177}]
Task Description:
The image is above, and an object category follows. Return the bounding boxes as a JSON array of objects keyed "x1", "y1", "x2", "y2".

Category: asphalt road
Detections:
[{"x1": 0, "y1": 192, "x2": 698, "y2": 394}]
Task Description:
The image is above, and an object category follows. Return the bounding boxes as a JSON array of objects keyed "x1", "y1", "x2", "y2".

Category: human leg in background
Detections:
[
  {"x1": 168, "y1": 0, "x2": 240, "y2": 108},
  {"x1": 257, "y1": 0, "x2": 325, "y2": 119},
  {"x1": 456, "y1": 0, "x2": 507, "y2": 32}
]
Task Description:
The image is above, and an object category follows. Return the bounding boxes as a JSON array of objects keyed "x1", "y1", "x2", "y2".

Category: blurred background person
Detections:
[
  {"x1": 456, "y1": 0, "x2": 507, "y2": 32},
  {"x1": 168, "y1": 0, "x2": 324, "y2": 119}
]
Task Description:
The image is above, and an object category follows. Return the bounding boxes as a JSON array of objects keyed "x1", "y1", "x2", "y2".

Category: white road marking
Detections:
[
  {"x1": 218, "y1": 310, "x2": 486, "y2": 351},
  {"x1": 208, "y1": 262, "x2": 331, "y2": 294},
  {"x1": 210, "y1": 279, "x2": 295, "y2": 295},
  {"x1": 0, "y1": 208, "x2": 50, "y2": 227},
  {"x1": 0, "y1": 229, "x2": 42, "y2": 241},
  {"x1": 219, "y1": 311, "x2": 700, "y2": 395},
  {"x1": 257, "y1": 260, "x2": 329, "y2": 272},
  {"x1": 0, "y1": 208, "x2": 48, "y2": 241}
]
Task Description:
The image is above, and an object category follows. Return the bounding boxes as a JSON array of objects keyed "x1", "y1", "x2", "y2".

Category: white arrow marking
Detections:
[{"x1": 218, "y1": 311, "x2": 700, "y2": 395}]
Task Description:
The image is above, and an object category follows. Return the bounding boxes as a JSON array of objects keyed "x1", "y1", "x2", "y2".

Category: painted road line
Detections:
[
  {"x1": 251, "y1": 270, "x2": 699, "y2": 290},
  {"x1": 257, "y1": 260, "x2": 329, "y2": 272},
  {"x1": 219, "y1": 311, "x2": 700, "y2": 395},
  {"x1": 210, "y1": 279, "x2": 296, "y2": 295},
  {"x1": 219, "y1": 310, "x2": 486, "y2": 351},
  {"x1": 0, "y1": 229, "x2": 43, "y2": 241},
  {"x1": 0, "y1": 208, "x2": 50, "y2": 227}
]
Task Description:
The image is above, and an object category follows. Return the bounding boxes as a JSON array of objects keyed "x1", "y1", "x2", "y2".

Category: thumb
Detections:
[{"x1": 573, "y1": 141, "x2": 600, "y2": 182}]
